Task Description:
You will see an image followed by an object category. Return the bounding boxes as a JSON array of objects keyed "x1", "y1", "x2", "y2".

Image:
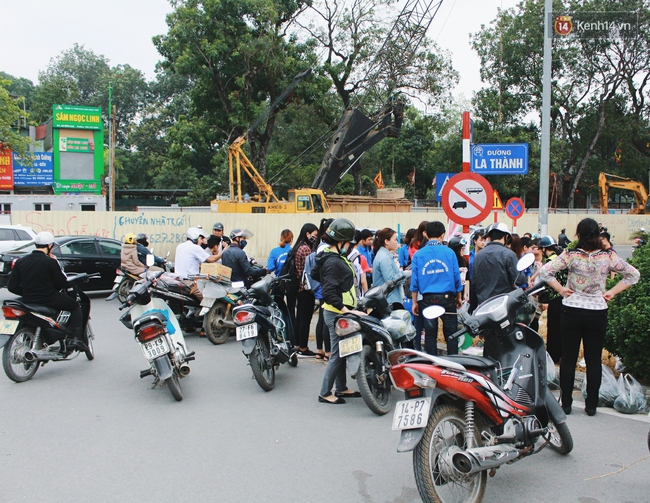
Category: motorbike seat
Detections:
[
  {"x1": 160, "y1": 280, "x2": 193, "y2": 296},
  {"x1": 3, "y1": 299, "x2": 60, "y2": 318},
  {"x1": 439, "y1": 354, "x2": 498, "y2": 370}
]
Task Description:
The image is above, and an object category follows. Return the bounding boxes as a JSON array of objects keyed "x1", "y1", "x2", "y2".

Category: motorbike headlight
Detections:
[{"x1": 335, "y1": 317, "x2": 361, "y2": 337}]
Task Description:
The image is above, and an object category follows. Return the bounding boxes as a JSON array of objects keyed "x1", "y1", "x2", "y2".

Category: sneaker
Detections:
[{"x1": 297, "y1": 349, "x2": 317, "y2": 358}]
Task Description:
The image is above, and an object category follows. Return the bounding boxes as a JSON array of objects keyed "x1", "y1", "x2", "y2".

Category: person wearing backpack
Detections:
[
  {"x1": 290, "y1": 223, "x2": 319, "y2": 358},
  {"x1": 268, "y1": 229, "x2": 295, "y2": 347},
  {"x1": 312, "y1": 218, "x2": 333, "y2": 361}
]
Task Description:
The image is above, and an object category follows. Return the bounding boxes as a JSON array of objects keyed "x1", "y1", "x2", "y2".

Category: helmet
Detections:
[
  {"x1": 325, "y1": 218, "x2": 356, "y2": 242},
  {"x1": 186, "y1": 227, "x2": 207, "y2": 243},
  {"x1": 448, "y1": 236, "x2": 467, "y2": 251},
  {"x1": 230, "y1": 228, "x2": 253, "y2": 240},
  {"x1": 136, "y1": 233, "x2": 149, "y2": 245},
  {"x1": 124, "y1": 233, "x2": 136, "y2": 245},
  {"x1": 485, "y1": 222, "x2": 511, "y2": 238},
  {"x1": 538, "y1": 236, "x2": 557, "y2": 248},
  {"x1": 470, "y1": 227, "x2": 486, "y2": 241},
  {"x1": 34, "y1": 231, "x2": 55, "y2": 246},
  {"x1": 212, "y1": 222, "x2": 224, "y2": 231}
]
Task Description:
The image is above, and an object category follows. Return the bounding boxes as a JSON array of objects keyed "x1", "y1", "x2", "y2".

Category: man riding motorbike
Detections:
[
  {"x1": 221, "y1": 228, "x2": 267, "y2": 286},
  {"x1": 135, "y1": 233, "x2": 166, "y2": 268},
  {"x1": 7, "y1": 231, "x2": 88, "y2": 352}
]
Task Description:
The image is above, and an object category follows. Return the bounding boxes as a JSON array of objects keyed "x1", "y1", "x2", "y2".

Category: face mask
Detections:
[
  {"x1": 308, "y1": 235, "x2": 317, "y2": 244},
  {"x1": 200, "y1": 242, "x2": 208, "y2": 249},
  {"x1": 339, "y1": 244, "x2": 348, "y2": 256},
  {"x1": 240, "y1": 240, "x2": 248, "y2": 250}
]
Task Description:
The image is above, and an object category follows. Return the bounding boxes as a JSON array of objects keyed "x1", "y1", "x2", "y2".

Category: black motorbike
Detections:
[
  {"x1": 149, "y1": 273, "x2": 205, "y2": 333},
  {"x1": 232, "y1": 274, "x2": 297, "y2": 391},
  {"x1": 107, "y1": 252, "x2": 173, "y2": 303},
  {"x1": 0, "y1": 273, "x2": 98, "y2": 382},
  {"x1": 334, "y1": 270, "x2": 415, "y2": 415}
]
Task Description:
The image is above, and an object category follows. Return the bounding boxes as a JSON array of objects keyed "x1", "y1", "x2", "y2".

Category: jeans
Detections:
[
  {"x1": 315, "y1": 306, "x2": 331, "y2": 353},
  {"x1": 418, "y1": 295, "x2": 458, "y2": 356},
  {"x1": 319, "y1": 310, "x2": 347, "y2": 396},
  {"x1": 560, "y1": 306, "x2": 607, "y2": 410}
]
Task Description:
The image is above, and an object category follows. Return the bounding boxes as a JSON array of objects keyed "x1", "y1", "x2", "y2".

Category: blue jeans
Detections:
[
  {"x1": 319, "y1": 310, "x2": 348, "y2": 397},
  {"x1": 418, "y1": 295, "x2": 458, "y2": 356}
]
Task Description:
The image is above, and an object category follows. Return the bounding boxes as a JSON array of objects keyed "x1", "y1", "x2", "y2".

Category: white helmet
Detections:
[
  {"x1": 486, "y1": 222, "x2": 511, "y2": 238},
  {"x1": 186, "y1": 227, "x2": 207, "y2": 243},
  {"x1": 34, "y1": 231, "x2": 55, "y2": 246}
]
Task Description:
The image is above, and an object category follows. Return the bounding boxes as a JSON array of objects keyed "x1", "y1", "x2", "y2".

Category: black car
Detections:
[{"x1": 0, "y1": 236, "x2": 122, "y2": 291}]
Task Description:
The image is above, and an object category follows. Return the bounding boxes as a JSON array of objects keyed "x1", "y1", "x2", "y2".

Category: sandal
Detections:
[
  {"x1": 315, "y1": 352, "x2": 325, "y2": 360},
  {"x1": 318, "y1": 395, "x2": 346, "y2": 404},
  {"x1": 324, "y1": 354, "x2": 330, "y2": 362}
]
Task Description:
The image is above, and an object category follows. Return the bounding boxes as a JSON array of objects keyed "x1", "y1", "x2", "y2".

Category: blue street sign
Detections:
[
  {"x1": 471, "y1": 143, "x2": 529, "y2": 175},
  {"x1": 435, "y1": 172, "x2": 455, "y2": 202}
]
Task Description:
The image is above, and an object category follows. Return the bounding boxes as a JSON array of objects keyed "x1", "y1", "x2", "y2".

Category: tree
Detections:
[
  {"x1": 471, "y1": 0, "x2": 650, "y2": 207},
  {"x1": 153, "y1": 0, "x2": 322, "y2": 191},
  {"x1": 0, "y1": 78, "x2": 31, "y2": 156}
]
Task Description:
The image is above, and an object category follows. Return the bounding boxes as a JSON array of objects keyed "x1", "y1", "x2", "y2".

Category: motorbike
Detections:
[
  {"x1": 149, "y1": 272, "x2": 204, "y2": 333},
  {"x1": 388, "y1": 254, "x2": 573, "y2": 503},
  {"x1": 107, "y1": 251, "x2": 173, "y2": 303},
  {"x1": 119, "y1": 270, "x2": 195, "y2": 401},
  {"x1": 334, "y1": 270, "x2": 415, "y2": 415},
  {"x1": 232, "y1": 274, "x2": 297, "y2": 391},
  {"x1": 0, "y1": 272, "x2": 98, "y2": 382},
  {"x1": 196, "y1": 274, "x2": 244, "y2": 345}
]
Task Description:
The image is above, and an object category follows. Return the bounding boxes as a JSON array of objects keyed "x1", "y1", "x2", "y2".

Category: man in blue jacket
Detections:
[{"x1": 410, "y1": 221, "x2": 462, "y2": 356}]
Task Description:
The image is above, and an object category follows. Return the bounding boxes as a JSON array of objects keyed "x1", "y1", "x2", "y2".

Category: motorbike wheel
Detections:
[
  {"x1": 166, "y1": 371, "x2": 183, "y2": 401},
  {"x1": 647, "y1": 429, "x2": 650, "y2": 452},
  {"x1": 117, "y1": 278, "x2": 135, "y2": 304},
  {"x1": 357, "y1": 345, "x2": 392, "y2": 415},
  {"x1": 2, "y1": 327, "x2": 39, "y2": 383},
  {"x1": 84, "y1": 324, "x2": 95, "y2": 361},
  {"x1": 250, "y1": 337, "x2": 275, "y2": 391},
  {"x1": 204, "y1": 301, "x2": 230, "y2": 345},
  {"x1": 414, "y1": 404, "x2": 487, "y2": 503},
  {"x1": 545, "y1": 418, "x2": 573, "y2": 455}
]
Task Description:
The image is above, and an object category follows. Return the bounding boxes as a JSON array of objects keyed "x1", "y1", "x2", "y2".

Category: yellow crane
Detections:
[{"x1": 598, "y1": 172, "x2": 650, "y2": 214}]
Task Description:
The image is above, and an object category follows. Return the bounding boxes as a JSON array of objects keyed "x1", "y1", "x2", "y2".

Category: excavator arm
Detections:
[{"x1": 598, "y1": 172, "x2": 649, "y2": 214}]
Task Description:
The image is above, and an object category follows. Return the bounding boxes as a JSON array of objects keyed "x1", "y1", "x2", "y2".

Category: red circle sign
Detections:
[
  {"x1": 505, "y1": 197, "x2": 525, "y2": 219},
  {"x1": 441, "y1": 172, "x2": 493, "y2": 226}
]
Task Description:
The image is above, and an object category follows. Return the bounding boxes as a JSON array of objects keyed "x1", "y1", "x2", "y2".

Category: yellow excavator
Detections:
[{"x1": 598, "y1": 172, "x2": 650, "y2": 214}]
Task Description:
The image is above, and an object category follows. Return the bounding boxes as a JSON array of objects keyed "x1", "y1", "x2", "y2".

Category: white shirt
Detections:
[{"x1": 175, "y1": 240, "x2": 210, "y2": 279}]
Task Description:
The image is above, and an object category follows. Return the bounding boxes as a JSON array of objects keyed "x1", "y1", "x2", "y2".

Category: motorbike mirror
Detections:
[
  {"x1": 517, "y1": 252, "x2": 535, "y2": 271},
  {"x1": 146, "y1": 253, "x2": 155, "y2": 267},
  {"x1": 166, "y1": 251, "x2": 171, "y2": 258},
  {"x1": 421, "y1": 305, "x2": 446, "y2": 320}
]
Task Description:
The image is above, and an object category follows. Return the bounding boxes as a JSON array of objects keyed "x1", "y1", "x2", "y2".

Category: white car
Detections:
[{"x1": 0, "y1": 225, "x2": 37, "y2": 253}]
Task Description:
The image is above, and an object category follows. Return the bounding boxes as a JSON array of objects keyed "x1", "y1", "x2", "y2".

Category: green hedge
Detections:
[{"x1": 605, "y1": 242, "x2": 650, "y2": 381}]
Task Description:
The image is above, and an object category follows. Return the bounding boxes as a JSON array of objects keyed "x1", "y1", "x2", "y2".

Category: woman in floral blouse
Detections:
[{"x1": 540, "y1": 218, "x2": 639, "y2": 417}]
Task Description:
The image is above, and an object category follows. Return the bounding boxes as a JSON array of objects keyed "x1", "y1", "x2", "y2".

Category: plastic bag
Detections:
[
  {"x1": 546, "y1": 352, "x2": 559, "y2": 390},
  {"x1": 581, "y1": 364, "x2": 618, "y2": 407},
  {"x1": 613, "y1": 373, "x2": 648, "y2": 414}
]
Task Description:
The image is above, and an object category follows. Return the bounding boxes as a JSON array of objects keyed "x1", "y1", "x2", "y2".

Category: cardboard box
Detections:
[{"x1": 200, "y1": 262, "x2": 232, "y2": 280}]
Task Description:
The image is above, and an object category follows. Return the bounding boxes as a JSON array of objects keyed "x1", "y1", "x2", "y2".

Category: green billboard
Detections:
[{"x1": 52, "y1": 104, "x2": 103, "y2": 130}]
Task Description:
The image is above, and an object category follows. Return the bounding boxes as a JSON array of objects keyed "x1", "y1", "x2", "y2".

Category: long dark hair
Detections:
[
  {"x1": 410, "y1": 221, "x2": 427, "y2": 249},
  {"x1": 291, "y1": 222, "x2": 319, "y2": 254},
  {"x1": 576, "y1": 218, "x2": 602, "y2": 251},
  {"x1": 373, "y1": 228, "x2": 396, "y2": 255}
]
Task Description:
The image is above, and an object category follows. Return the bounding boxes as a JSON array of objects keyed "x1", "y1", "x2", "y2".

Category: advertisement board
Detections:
[
  {"x1": 13, "y1": 153, "x2": 54, "y2": 186},
  {"x1": 52, "y1": 104, "x2": 103, "y2": 130}
]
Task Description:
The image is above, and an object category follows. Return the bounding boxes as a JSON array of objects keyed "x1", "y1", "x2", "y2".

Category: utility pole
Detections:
[
  {"x1": 539, "y1": 0, "x2": 553, "y2": 236},
  {"x1": 108, "y1": 83, "x2": 114, "y2": 211},
  {"x1": 112, "y1": 104, "x2": 116, "y2": 212}
]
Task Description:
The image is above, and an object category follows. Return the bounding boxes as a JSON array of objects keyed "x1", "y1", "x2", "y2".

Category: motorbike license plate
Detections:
[
  {"x1": 0, "y1": 320, "x2": 18, "y2": 335},
  {"x1": 236, "y1": 323, "x2": 258, "y2": 341},
  {"x1": 392, "y1": 397, "x2": 431, "y2": 431},
  {"x1": 339, "y1": 334, "x2": 362, "y2": 358},
  {"x1": 141, "y1": 336, "x2": 170, "y2": 360},
  {"x1": 200, "y1": 297, "x2": 216, "y2": 308}
]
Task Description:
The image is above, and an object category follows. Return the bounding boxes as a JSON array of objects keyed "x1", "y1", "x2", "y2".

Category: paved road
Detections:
[{"x1": 0, "y1": 290, "x2": 647, "y2": 503}]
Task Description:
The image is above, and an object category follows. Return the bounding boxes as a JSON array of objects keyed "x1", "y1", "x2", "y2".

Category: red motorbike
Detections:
[{"x1": 388, "y1": 257, "x2": 572, "y2": 503}]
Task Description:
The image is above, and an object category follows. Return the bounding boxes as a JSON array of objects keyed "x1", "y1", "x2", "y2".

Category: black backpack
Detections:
[{"x1": 279, "y1": 250, "x2": 300, "y2": 295}]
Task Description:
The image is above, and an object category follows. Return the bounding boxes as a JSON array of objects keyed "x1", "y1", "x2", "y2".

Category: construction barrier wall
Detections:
[{"x1": 11, "y1": 210, "x2": 650, "y2": 265}]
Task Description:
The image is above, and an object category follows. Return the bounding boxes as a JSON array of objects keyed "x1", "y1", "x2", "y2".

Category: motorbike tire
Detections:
[
  {"x1": 414, "y1": 404, "x2": 487, "y2": 503},
  {"x1": 84, "y1": 324, "x2": 95, "y2": 361},
  {"x1": 250, "y1": 337, "x2": 275, "y2": 391},
  {"x1": 166, "y1": 371, "x2": 183, "y2": 401},
  {"x1": 117, "y1": 278, "x2": 135, "y2": 304},
  {"x1": 204, "y1": 301, "x2": 230, "y2": 345},
  {"x1": 357, "y1": 344, "x2": 392, "y2": 416},
  {"x1": 545, "y1": 418, "x2": 573, "y2": 455},
  {"x1": 2, "y1": 327, "x2": 39, "y2": 383},
  {"x1": 647, "y1": 429, "x2": 650, "y2": 452}
]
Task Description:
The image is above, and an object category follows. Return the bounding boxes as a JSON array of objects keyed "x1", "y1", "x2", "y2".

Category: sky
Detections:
[{"x1": 1, "y1": 0, "x2": 521, "y2": 99}]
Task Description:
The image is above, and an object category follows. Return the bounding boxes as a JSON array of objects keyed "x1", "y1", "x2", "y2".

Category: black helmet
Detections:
[
  {"x1": 136, "y1": 233, "x2": 149, "y2": 246},
  {"x1": 448, "y1": 236, "x2": 467, "y2": 251},
  {"x1": 325, "y1": 218, "x2": 356, "y2": 242}
]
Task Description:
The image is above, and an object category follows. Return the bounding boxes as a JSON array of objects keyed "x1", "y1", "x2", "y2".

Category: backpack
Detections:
[
  {"x1": 302, "y1": 251, "x2": 320, "y2": 291},
  {"x1": 279, "y1": 250, "x2": 299, "y2": 295}
]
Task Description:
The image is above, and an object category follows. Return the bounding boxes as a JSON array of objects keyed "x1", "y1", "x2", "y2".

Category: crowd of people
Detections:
[{"x1": 117, "y1": 217, "x2": 640, "y2": 414}]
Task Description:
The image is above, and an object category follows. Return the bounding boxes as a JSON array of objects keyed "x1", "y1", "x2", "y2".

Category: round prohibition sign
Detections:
[
  {"x1": 441, "y1": 172, "x2": 493, "y2": 226},
  {"x1": 505, "y1": 197, "x2": 525, "y2": 219}
]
